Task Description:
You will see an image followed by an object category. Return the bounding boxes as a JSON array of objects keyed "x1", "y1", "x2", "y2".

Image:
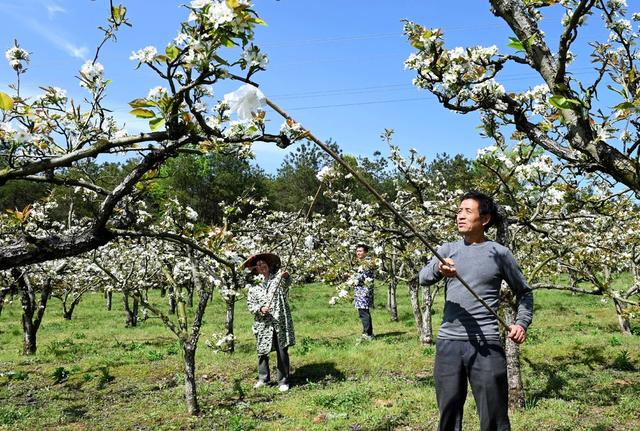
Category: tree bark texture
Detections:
[
  {"x1": 421, "y1": 283, "x2": 434, "y2": 345},
  {"x1": 168, "y1": 285, "x2": 176, "y2": 315},
  {"x1": 62, "y1": 288, "x2": 88, "y2": 320},
  {"x1": 496, "y1": 208, "x2": 525, "y2": 410},
  {"x1": 14, "y1": 269, "x2": 52, "y2": 355},
  {"x1": 225, "y1": 296, "x2": 236, "y2": 353},
  {"x1": 183, "y1": 343, "x2": 199, "y2": 415},
  {"x1": 408, "y1": 279, "x2": 433, "y2": 345},
  {"x1": 388, "y1": 280, "x2": 399, "y2": 322},
  {"x1": 123, "y1": 291, "x2": 139, "y2": 327},
  {"x1": 613, "y1": 297, "x2": 632, "y2": 336},
  {"x1": 105, "y1": 289, "x2": 113, "y2": 311},
  {"x1": 500, "y1": 285, "x2": 526, "y2": 410}
]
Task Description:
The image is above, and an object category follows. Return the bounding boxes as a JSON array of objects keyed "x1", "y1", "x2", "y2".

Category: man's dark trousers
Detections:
[{"x1": 434, "y1": 339, "x2": 510, "y2": 431}]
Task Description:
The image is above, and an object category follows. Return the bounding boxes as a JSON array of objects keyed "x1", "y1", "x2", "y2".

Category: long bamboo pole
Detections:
[
  {"x1": 266, "y1": 98, "x2": 509, "y2": 329},
  {"x1": 266, "y1": 182, "x2": 324, "y2": 309}
]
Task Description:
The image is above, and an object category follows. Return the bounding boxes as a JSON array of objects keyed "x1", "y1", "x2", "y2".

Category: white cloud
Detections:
[
  {"x1": 46, "y1": 3, "x2": 66, "y2": 18},
  {"x1": 24, "y1": 16, "x2": 88, "y2": 59}
]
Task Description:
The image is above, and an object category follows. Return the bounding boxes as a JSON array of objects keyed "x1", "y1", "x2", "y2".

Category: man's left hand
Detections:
[{"x1": 507, "y1": 324, "x2": 526, "y2": 344}]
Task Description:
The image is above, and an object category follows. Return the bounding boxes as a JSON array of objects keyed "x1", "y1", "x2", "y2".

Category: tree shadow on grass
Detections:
[
  {"x1": 523, "y1": 344, "x2": 635, "y2": 408},
  {"x1": 291, "y1": 362, "x2": 345, "y2": 386}
]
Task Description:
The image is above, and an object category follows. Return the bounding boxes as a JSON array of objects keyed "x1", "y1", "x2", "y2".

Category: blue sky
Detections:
[{"x1": 0, "y1": 1, "x2": 606, "y2": 173}]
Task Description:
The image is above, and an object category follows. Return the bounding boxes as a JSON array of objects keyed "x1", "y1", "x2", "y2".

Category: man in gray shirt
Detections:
[{"x1": 419, "y1": 191, "x2": 533, "y2": 431}]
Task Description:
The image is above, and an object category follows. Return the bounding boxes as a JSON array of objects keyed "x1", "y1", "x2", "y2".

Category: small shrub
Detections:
[
  {"x1": 52, "y1": 367, "x2": 69, "y2": 384},
  {"x1": 147, "y1": 350, "x2": 165, "y2": 361},
  {"x1": 45, "y1": 338, "x2": 80, "y2": 359},
  {"x1": 612, "y1": 350, "x2": 635, "y2": 371},
  {"x1": 7, "y1": 370, "x2": 29, "y2": 381},
  {"x1": 314, "y1": 387, "x2": 369, "y2": 412},
  {"x1": 228, "y1": 415, "x2": 256, "y2": 431},
  {"x1": 0, "y1": 406, "x2": 23, "y2": 425},
  {"x1": 123, "y1": 341, "x2": 144, "y2": 352},
  {"x1": 97, "y1": 367, "x2": 114, "y2": 389},
  {"x1": 166, "y1": 342, "x2": 179, "y2": 356},
  {"x1": 609, "y1": 336, "x2": 622, "y2": 346},
  {"x1": 299, "y1": 337, "x2": 313, "y2": 355}
]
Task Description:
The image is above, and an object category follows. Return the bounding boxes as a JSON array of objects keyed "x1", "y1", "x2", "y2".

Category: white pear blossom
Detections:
[
  {"x1": 222, "y1": 84, "x2": 265, "y2": 121},
  {"x1": 316, "y1": 165, "x2": 337, "y2": 182},
  {"x1": 304, "y1": 235, "x2": 315, "y2": 250},
  {"x1": 206, "y1": 1, "x2": 235, "y2": 28},
  {"x1": 191, "y1": 0, "x2": 212, "y2": 8},
  {"x1": 5, "y1": 45, "x2": 29, "y2": 70},
  {"x1": 280, "y1": 120, "x2": 306, "y2": 142},
  {"x1": 79, "y1": 61, "x2": 104, "y2": 89},
  {"x1": 147, "y1": 86, "x2": 168, "y2": 100},
  {"x1": 129, "y1": 46, "x2": 157, "y2": 64},
  {"x1": 185, "y1": 206, "x2": 199, "y2": 222},
  {"x1": 242, "y1": 47, "x2": 268, "y2": 69},
  {"x1": 13, "y1": 128, "x2": 33, "y2": 144},
  {"x1": 174, "y1": 32, "x2": 190, "y2": 46},
  {"x1": 0, "y1": 122, "x2": 15, "y2": 134},
  {"x1": 476, "y1": 145, "x2": 497, "y2": 158}
]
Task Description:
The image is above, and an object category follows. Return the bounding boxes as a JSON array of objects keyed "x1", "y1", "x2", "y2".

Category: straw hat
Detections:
[{"x1": 241, "y1": 252, "x2": 281, "y2": 274}]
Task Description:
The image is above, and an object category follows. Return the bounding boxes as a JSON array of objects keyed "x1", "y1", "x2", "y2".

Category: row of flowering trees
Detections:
[{"x1": 2, "y1": 0, "x2": 640, "y2": 417}]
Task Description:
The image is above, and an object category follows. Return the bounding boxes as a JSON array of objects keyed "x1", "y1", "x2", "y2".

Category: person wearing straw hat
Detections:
[
  {"x1": 419, "y1": 191, "x2": 533, "y2": 431},
  {"x1": 244, "y1": 252, "x2": 295, "y2": 392}
]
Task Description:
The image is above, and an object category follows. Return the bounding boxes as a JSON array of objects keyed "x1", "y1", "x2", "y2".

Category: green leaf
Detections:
[
  {"x1": 614, "y1": 101, "x2": 635, "y2": 110},
  {"x1": 607, "y1": 84, "x2": 627, "y2": 98},
  {"x1": 525, "y1": 34, "x2": 536, "y2": 49},
  {"x1": 0, "y1": 92, "x2": 14, "y2": 111},
  {"x1": 165, "y1": 45, "x2": 180, "y2": 61},
  {"x1": 211, "y1": 54, "x2": 230, "y2": 66},
  {"x1": 149, "y1": 118, "x2": 165, "y2": 131},
  {"x1": 129, "y1": 108, "x2": 155, "y2": 119},
  {"x1": 112, "y1": 5, "x2": 121, "y2": 21},
  {"x1": 221, "y1": 37, "x2": 235, "y2": 48},
  {"x1": 549, "y1": 96, "x2": 582, "y2": 110},
  {"x1": 507, "y1": 37, "x2": 524, "y2": 52},
  {"x1": 154, "y1": 55, "x2": 169, "y2": 64},
  {"x1": 129, "y1": 98, "x2": 156, "y2": 108},
  {"x1": 254, "y1": 18, "x2": 267, "y2": 26}
]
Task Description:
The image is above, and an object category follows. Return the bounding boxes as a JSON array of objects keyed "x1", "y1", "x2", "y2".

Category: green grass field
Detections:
[{"x1": 0, "y1": 283, "x2": 639, "y2": 431}]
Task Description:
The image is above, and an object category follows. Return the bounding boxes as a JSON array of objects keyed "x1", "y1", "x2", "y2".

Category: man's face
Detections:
[
  {"x1": 456, "y1": 199, "x2": 490, "y2": 235},
  {"x1": 356, "y1": 247, "x2": 367, "y2": 259}
]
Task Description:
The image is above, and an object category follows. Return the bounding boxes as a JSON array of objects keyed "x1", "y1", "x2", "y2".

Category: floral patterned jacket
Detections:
[
  {"x1": 247, "y1": 272, "x2": 295, "y2": 355},
  {"x1": 353, "y1": 258, "x2": 375, "y2": 309}
]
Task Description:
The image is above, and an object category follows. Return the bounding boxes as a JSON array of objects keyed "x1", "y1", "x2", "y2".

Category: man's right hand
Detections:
[
  {"x1": 438, "y1": 258, "x2": 457, "y2": 278},
  {"x1": 260, "y1": 306, "x2": 270, "y2": 315}
]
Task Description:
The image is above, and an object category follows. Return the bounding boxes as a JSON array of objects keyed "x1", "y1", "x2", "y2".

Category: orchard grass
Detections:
[{"x1": 0, "y1": 281, "x2": 638, "y2": 430}]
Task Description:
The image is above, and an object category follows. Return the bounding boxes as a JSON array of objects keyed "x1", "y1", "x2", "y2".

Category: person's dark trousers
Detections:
[
  {"x1": 433, "y1": 339, "x2": 510, "y2": 431},
  {"x1": 358, "y1": 308, "x2": 373, "y2": 336},
  {"x1": 257, "y1": 328, "x2": 290, "y2": 385}
]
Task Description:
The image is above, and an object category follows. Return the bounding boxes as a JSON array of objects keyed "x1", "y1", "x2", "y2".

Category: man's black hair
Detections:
[
  {"x1": 356, "y1": 244, "x2": 369, "y2": 252},
  {"x1": 459, "y1": 191, "x2": 500, "y2": 231}
]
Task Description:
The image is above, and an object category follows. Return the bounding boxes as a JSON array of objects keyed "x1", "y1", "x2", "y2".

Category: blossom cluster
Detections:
[{"x1": 5, "y1": 44, "x2": 29, "y2": 71}]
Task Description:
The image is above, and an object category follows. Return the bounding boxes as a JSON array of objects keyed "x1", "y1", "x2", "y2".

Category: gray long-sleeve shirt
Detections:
[{"x1": 419, "y1": 239, "x2": 533, "y2": 341}]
